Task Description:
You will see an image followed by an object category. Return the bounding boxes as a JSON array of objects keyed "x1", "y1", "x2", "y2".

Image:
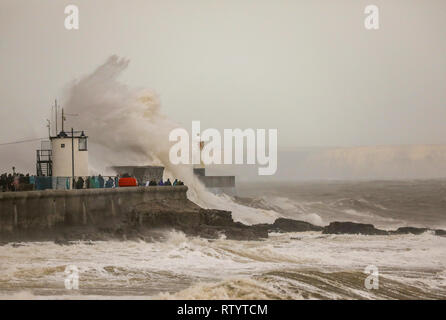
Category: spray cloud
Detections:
[{"x1": 63, "y1": 55, "x2": 281, "y2": 224}]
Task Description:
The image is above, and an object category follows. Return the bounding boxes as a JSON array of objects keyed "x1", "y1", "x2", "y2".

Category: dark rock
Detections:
[
  {"x1": 224, "y1": 226, "x2": 268, "y2": 241},
  {"x1": 323, "y1": 221, "x2": 388, "y2": 235},
  {"x1": 392, "y1": 227, "x2": 429, "y2": 235},
  {"x1": 54, "y1": 237, "x2": 70, "y2": 246},
  {"x1": 235, "y1": 222, "x2": 269, "y2": 239},
  {"x1": 132, "y1": 201, "x2": 269, "y2": 240},
  {"x1": 198, "y1": 209, "x2": 234, "y2": 226},
  {"x1": 390, "y1": 227, "x2": 446, "y2": 236},
  {"x1": 11, "y1": 242, "x2": 26, "y2": 248},
  {"x1": 270, "y1": 218, "x2": 323, "y2": 232}
]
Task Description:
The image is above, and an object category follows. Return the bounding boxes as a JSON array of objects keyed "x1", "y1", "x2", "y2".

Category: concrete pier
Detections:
[{"x1": 0, "y1": 186, "x2": 188, "y2": 234}]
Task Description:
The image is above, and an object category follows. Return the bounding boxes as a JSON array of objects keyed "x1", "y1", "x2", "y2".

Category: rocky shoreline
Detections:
[{"x1": 0, "y1": 198, "x2": 444, "y2": 245}]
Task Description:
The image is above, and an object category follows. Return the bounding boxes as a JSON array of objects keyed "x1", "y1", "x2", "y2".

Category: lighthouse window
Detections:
[
  {"x1": 79, "y1": 137, "x2": 87, "y2": 151},
  {"x1": 61, "y1": 144, "x2": 65, "y2": 148}
]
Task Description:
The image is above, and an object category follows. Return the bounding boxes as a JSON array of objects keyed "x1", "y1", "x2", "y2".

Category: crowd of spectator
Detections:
[
  {"x1": 1, "y1": 171, "x2": 185, "y2": 192},
  {"x1": 74, "y1": 175, "x2": 117, "y2": 189},
  {"x1": 0, "y1": 172, "x2": 34, "y2": 192},
  {"x1": 74, "y1": 174, "x2": 184, "y2": 189},
  {"x1": 145, "y1": 178, "x2": 184, "y2": 186}
]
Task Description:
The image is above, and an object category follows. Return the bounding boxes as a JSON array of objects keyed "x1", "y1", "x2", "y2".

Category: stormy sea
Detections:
[{"x1": 1, "y1": 179, "x2": 445, "y2": 300}]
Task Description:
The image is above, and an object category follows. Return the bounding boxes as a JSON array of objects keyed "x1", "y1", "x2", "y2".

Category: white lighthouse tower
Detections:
[
  {"x1": 36, "y1": 103, "x2": 89, "y2": 184},
  {"x1": 51, "y1": 129, "x2": 89, "y2": 178}
]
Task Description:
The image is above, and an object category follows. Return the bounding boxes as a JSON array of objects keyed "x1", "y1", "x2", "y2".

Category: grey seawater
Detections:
[
  {"x1": 237, "y1": 179, "x2": 446, "y2": 230},
  {"x1": 0, "y1": 180, "x2": 445, "y2": 299}
]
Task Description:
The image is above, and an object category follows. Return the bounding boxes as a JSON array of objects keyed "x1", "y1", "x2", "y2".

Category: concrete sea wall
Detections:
[{"x1": 0, "y1": 186, "x2": 188, "y2": 235}]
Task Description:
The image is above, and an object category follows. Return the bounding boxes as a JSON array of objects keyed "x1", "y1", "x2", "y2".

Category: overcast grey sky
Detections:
[{"x1": 1, "y1": 0, "x2": 446, "y2": 174}]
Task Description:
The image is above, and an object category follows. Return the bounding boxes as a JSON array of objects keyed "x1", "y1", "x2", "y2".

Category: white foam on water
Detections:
[{"x1": 1, "y1": 231, "x2": 445, "y2": 299}]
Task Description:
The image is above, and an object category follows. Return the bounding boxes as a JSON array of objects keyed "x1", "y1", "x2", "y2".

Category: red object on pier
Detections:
[{"x1": 118, "y1": 177, "x2": 138, "y2": 187}]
